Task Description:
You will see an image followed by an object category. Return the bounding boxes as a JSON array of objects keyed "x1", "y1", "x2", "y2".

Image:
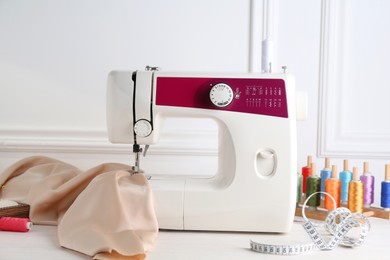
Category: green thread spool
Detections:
[
  {"x1": 306, "y1": 163, "x2": 321, "y2": 209},
  {"x1": 297, "y1": 171, "x2": 302, "y2": 204}
]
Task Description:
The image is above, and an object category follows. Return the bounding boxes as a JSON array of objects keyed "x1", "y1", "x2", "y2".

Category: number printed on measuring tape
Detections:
[
  {"x1": 250, "y1": 192, "x2": 371, "y2": 255},
  {"x1": 250, "y1": 240, "x2": 315, "y2": 255}
]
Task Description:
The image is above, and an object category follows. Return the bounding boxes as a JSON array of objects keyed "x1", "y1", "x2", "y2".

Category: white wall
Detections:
[
  {"x1": 0, "y1": 0, "x2": 251, "y2": 175},
  {"x1": 1, "y1": 0, "x2": 389, "y2": 207}
]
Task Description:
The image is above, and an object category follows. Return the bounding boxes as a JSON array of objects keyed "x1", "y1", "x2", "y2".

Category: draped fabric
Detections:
[{"x1": 0, "y1": 156, "x2": 158, "y2": 259}]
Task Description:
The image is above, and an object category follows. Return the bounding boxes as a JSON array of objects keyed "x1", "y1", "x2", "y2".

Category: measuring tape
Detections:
[{"x1": 250, "y1": 192, "x2": 370, "y2": 255}]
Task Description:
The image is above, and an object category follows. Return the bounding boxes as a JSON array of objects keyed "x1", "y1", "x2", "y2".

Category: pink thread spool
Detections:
[
  {"x1": 360, "y1": 162, "x2": 375, "y2": 208},
  {"x1": 0, "y1": 217, "x2": 32, "y2": 232}
]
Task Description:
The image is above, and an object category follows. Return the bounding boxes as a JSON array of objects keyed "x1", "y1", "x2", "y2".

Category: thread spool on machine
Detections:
[{"x1": 296, "y1": 158, "x2": 390, "y2": 221}]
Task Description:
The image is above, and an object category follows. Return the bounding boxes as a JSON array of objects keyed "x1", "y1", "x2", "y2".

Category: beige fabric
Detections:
[
  {"x1": 0, "y1": 156, "x2": 158, "y2": 259},
  {"x1": 59, "y1": 170, "x2": 157, "y2": 259},
  {"x1": 0, "y1": 156, "x2": 81, "y2": 207}
]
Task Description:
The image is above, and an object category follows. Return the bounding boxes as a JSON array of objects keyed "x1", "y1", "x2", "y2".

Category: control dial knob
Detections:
[
  {"x1": 209, "y1": 83, "x2": 233, "y2": 107},
  {"x1": 134, "y1": 119, "x2": 152, "y2": 137}
]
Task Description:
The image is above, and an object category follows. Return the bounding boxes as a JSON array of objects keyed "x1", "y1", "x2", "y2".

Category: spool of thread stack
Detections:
[
  {"x1": 339, "y1": 160, "x2": 352, "y2": 204},
  {"x1": 348, "y1": 167, "x2": 364, "y2": 213},
  {"x1": 381, "y1": 164, "x2": 390, "y2": 211},
  {"x1": 360, "y1": 162, "x2": 375, "y2": 208},
  {"x1": 324, "y1": 165, "x2": 341, "y2": 210},
  {"x1": 296, "y1": 157, "x2": 390, "y2": 220},
  {"x1": 305, "y1": 163, "x2": 321, "y2": 210},
  {"x1": 320, "y1": 157, "x2": 332, "y2": 199},
  {"x1": 302, "y1": 156, "x2": 312, "y2": 196}
]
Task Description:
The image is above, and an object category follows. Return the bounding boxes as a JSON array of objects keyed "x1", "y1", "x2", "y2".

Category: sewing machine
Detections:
[{"x1": 107, "y1": 67, "x2": 303, "y2": 232}]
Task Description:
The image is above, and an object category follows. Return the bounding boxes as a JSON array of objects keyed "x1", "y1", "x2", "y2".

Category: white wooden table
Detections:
[{"x1": 1, "y1": 217, "x2": 389, "y2": 259}]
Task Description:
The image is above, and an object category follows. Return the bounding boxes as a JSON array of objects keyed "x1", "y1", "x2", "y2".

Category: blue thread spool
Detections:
[
  {"x1": 381, "y1": 164, "x2": 390, "y2": 211},
  {"x1": 320, "y1": 157, "x2": 332, "y2": 199},
  {"x1": 339, "y1": 159, "x2": 352, "y2": 204}
]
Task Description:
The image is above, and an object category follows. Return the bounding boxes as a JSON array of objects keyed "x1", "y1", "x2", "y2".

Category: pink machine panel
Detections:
[{"x1": 155, "y1": 77, "x2": 288, "y2": 118}]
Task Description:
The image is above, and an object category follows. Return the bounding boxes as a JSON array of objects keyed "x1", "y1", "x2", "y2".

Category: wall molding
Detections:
[{"x1": 317, "y1": 0, "x2": 390, "y2": 159}]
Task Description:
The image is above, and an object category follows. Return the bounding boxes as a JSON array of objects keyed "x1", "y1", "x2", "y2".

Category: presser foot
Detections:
[{"x1": 131, "y1": 144, "x2": 149, "y2": 174}]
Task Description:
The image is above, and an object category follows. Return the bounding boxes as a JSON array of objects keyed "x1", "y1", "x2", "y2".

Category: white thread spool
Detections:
[{"x1": 261, "y1": 39, "x2": 273, "y2": 73}]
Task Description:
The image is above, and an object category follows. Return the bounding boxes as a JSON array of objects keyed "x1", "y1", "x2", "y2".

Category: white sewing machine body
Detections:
[{"x1": 107, "y1": 70, "x2": 297, "y2": 233}]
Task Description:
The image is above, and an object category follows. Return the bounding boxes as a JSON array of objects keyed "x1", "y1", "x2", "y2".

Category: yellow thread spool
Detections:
[
  {"x1": 324, "y1": 165, "x2": 341, "y2": 210},
  {"x1": 348, "y1": 167, "x2": 364, "y2": 213}
]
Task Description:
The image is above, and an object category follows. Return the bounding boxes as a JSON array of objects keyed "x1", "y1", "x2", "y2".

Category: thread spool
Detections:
[
  {"x1": 360, "y1": 162, "x2": 375, "y2": 208},
  {"x1": 348, "y1": 167, "x2": 364, "y2": 213},
  {"x1": 381, "y1": 164, "x2": 390, "y2": 211},
  {"x1": 320, "y1": 157, "x2": 332, "y2": 199},
  {"x1": 297, "y1": 171, "x2": 302, "y2": 204},
  {"x1": 261, "y1": 39, "x2": 273, "y2": 73},
  {"x1": 305, "y1": 163, "x2": 321, "y2": 210},
  {"x1": 324, "y1": 165, "x2": 341, "y2": 210},
  {"x1": 302, "y1": 156, "x2": 312, "y2": 195},
  {"x1": 0, "y1": 217, "x2": 32, "y2": 232},
  {"x1": 339, "y1": 160, "x2": 352, "y2": 204}
]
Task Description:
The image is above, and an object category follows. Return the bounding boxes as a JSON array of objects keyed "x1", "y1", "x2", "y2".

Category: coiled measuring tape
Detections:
[{"x1": 250, "y1": 192, "x2": 370, "y2": 255}]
